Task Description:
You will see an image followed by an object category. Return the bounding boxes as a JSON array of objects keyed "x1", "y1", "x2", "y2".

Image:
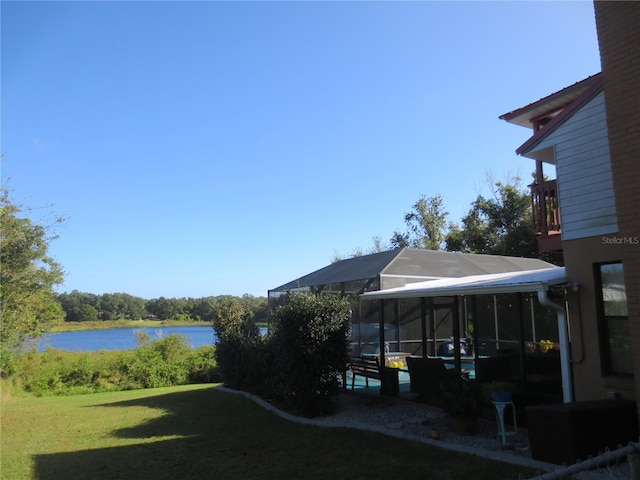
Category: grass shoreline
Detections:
[
  {"x1": 48, "y1": 320, "x2": 268, "y2": 333},
  {"x1": 47, "y1": 320, "x2": 210, "y2": 333}
]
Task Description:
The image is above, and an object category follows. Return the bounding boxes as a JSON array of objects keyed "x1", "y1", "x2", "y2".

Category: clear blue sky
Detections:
[{"x1": 2, "y1": 1, "x2": 601, "y2": 299}]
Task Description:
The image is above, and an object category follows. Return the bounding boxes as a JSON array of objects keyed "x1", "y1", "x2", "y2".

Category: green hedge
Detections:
[
  {"x1": 10, "y1": 334, "x2": 219, "y2": 396},
  {"x1": 213, "y1": 293, "x2": 351, "y2": 417}
]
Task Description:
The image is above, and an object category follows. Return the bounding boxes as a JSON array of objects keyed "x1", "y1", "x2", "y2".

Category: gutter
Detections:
[{"x1": 537, "y1": 288, "x2": 574, "y2": 403}]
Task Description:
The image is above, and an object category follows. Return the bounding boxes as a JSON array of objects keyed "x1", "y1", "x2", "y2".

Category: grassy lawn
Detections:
[{"x1": 1, "y1": 384, "x2": 535, "y2": 480}]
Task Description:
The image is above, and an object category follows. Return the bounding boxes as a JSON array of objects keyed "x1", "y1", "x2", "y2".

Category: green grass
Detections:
[{"x1": 1, "y1": 384, "x2": 535, "y2": 480}]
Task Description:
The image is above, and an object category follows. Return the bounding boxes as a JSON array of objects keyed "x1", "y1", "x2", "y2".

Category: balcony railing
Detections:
[{"x1": 531, "y1": 180, "x2": 561, "y2": 251}]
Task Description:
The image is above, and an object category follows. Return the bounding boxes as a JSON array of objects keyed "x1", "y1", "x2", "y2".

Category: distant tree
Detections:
[
  {"x1": 97, "y1": 293, "x2": 146, "y2": 320},
  {"x1": 331, "y1": 247, "x2": 365, "y2": 263},
  {"x1": 388, "y1": 231, "x2": 411, "y2": 249},
  {"x1": 97, "y1": 293, "x2": 122, "y2": 320},
  {"x1": 239, "y1": 294, "x2": 268, "y2": 323},
  {"x1": 331, "y1": 236, "x2": 391, "y2": 263},
  {"x1": 67, "y1": 304, "x2": 99, "y2": 322},
  {"x1": 54, "y1": 292, "x2": 268, "y2": 324},
  {"x1": 444, "y1": 206, "x2": 491, "y2": 254},
  {"x1": 119, "y1": 293, "x2": 146, "y2": 320},
  {"x1": 189, "y1": 296, "x2": 217, "y2": 322},
  {"x1": 57, "y1": 290, "x2": 99, "y2": 317},
  {"x1": 445, "y1": 176, "x2": 537, "y2": 257},
  {"x1": 0, "y1": 186, "x2": 65, "y2": 372},
  {"x1": 370, "y1": 236, "x2": 388, "y2": 253},
  {"x1": 390, "y1": 194, "x2": 449, "y2": 250},
  {"x1": 145, "y1": 296, "x2": 181, "y2": 320}
]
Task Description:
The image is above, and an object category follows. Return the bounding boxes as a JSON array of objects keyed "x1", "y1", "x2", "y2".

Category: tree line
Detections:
[
  {"x1": 56, "y1": 290, "x2": 268, "y2": 323},
  {"x1": 333, "y1": 173, "x2": 562, "y2": 265}
]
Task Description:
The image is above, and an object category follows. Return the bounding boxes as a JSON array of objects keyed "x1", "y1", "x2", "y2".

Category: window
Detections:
[{"x1": 596, "y1": 262, "x2": 632, "y2": 375}]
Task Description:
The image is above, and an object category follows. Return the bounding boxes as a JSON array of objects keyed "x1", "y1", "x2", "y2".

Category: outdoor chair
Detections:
[{"x1": 406, "y1": 356, "x2": 447, "y2": 404}]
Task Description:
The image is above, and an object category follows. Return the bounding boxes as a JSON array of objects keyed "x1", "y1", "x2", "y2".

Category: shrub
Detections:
[
  {"x1": 212, "y1": 292, "x2": 351, "y2": 416},
  {"x1": 12, "y1": 349, "x2": 136, "y2": 396},
  {"x1": 185, "y1": 345, "x2": 219, "y2": 383},
  {"x1": 214, "y1": 329, "x2": 266, "y2": 392},
  {"x1": 212, "y1": 297, "x2": 266, "y2": 392},
  {"x1": 442, "y1": 372, "x2": 480, "y2": 418},
  {"x1": 10, "y1": 334, "x2": 218, "y2": 396},
  {"x1": 266, "y1": 293, "x2": 351, "y2": 416},
  {"x1": 125, "y1": 334, "x2": 194, "y2": 388}
]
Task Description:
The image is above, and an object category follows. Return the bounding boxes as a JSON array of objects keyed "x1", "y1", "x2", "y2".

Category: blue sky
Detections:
[{"x1": 2, "y1": 1, "x2": 601, "y2": 299}]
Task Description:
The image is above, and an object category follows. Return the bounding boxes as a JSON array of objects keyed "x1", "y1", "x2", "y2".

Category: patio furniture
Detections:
[
  {"x1": 406, "y1": 356, "x2": 447, "y2": 403},
  {"x1": 350, "y1": 356, "x2": 382, "y2": 389},
  {"x1": 437, "y1": 339, "x2": 470, "y2": 357},
  {"x1": 350, "y1": 356, "x2": 400, "y2": 395},
  {"x1": 492, "y1": 400, "x2": 518, "y2": 446}
]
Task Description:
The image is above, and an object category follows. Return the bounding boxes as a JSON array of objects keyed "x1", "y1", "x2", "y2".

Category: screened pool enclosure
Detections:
[
  {"x1": 361, "y1": 267, "x2": 570, "y2": 406},
  {"x1": 269, "y1": 248, "x2": 568, "y2": 406}
]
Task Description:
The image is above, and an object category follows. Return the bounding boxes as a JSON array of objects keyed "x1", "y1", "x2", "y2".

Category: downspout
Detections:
[
  {"x1": 538, "y1": 288, "x2": 574, "y2": 403},
  {"x1": 452, "y1": 296, "x2": 461, "y2": 374},
  {"x1": 379, "y1": 299, "x2": 386, "y2": 368}
]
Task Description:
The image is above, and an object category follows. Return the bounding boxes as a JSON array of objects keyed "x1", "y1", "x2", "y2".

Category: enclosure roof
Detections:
[
  {"x1": 360, "y1": 267, "x2": 566, "y2": 300},
  {"x1": 270, "y1": 248, "x2": 557, "y2": 292}
]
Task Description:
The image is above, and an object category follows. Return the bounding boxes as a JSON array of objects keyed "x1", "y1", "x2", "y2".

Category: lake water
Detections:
[{"x1": 35, "y1": 325, "x2": 268, "y2": 352}]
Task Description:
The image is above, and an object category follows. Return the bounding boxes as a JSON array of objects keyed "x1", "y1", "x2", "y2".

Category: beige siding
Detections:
[{"x1": 528, "y1": 92, "x2": 618, "y2": 240}]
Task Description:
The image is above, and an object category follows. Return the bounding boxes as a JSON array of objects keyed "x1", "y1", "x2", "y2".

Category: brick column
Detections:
[{"x1": 594, "y1": 0, "x2": 640, "y2": 410}]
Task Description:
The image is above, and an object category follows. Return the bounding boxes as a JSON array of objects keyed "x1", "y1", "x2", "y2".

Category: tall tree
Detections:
[
  {"x1": 390, "y1": 194, "x2": 449, "y2": 250},
  {"x1": 445, "y1": 176, "x2": 537, "y2": 257},
  {"x1": 0, "y1": 187, "x2": 65, "y2": 371},
  {"x1": 445, "y1": 206, "x2": 489, "y2": 254}
]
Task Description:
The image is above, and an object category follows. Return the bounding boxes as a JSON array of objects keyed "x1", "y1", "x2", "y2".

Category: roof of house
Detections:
[
  {"x1": 360, "y1": 266, "x2": 566, "y2": 300},
  {"x1": 270, "y1": 248, "x2": 557, "y2": 292},
  {"x1": 499, "y1": 73, "x2": 601, "y2": 129},
  {"x1": 517, "y1": 79, "x2": 603, "y2": 157}
]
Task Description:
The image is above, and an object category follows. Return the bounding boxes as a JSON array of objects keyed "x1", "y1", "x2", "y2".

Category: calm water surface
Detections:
[{"x1": 36, "y1": 326, "x2": 267, "y2": 352}]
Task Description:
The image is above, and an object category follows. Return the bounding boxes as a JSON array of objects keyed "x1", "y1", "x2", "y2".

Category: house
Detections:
[
  {"x1": 499, "y1": 72, "x2": 634, "y2": 402},
  {"x1": 592, "y1": 0, "x2": 640, "y2": 416},
  {"x1": 499, "y1": 4, "x2": 639, "y2": 404}
]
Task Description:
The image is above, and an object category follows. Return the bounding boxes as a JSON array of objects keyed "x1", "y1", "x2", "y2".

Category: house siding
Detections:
[{"x1": 527, "y1": 92, "x2": 618, "y2": 241}]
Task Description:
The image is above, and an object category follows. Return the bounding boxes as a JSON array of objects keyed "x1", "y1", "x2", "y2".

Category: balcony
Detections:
[{"x1": 531, "y1": 180, "x2": 562, "y2": 252}]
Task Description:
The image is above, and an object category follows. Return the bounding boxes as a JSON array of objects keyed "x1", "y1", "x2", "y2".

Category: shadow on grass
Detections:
[
  {"x1": 33, "y1": 386, "x2": 283, "y2": 479},
  {"x1": 33, "y1": 386, "x2": 534, "y2": 480}
]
